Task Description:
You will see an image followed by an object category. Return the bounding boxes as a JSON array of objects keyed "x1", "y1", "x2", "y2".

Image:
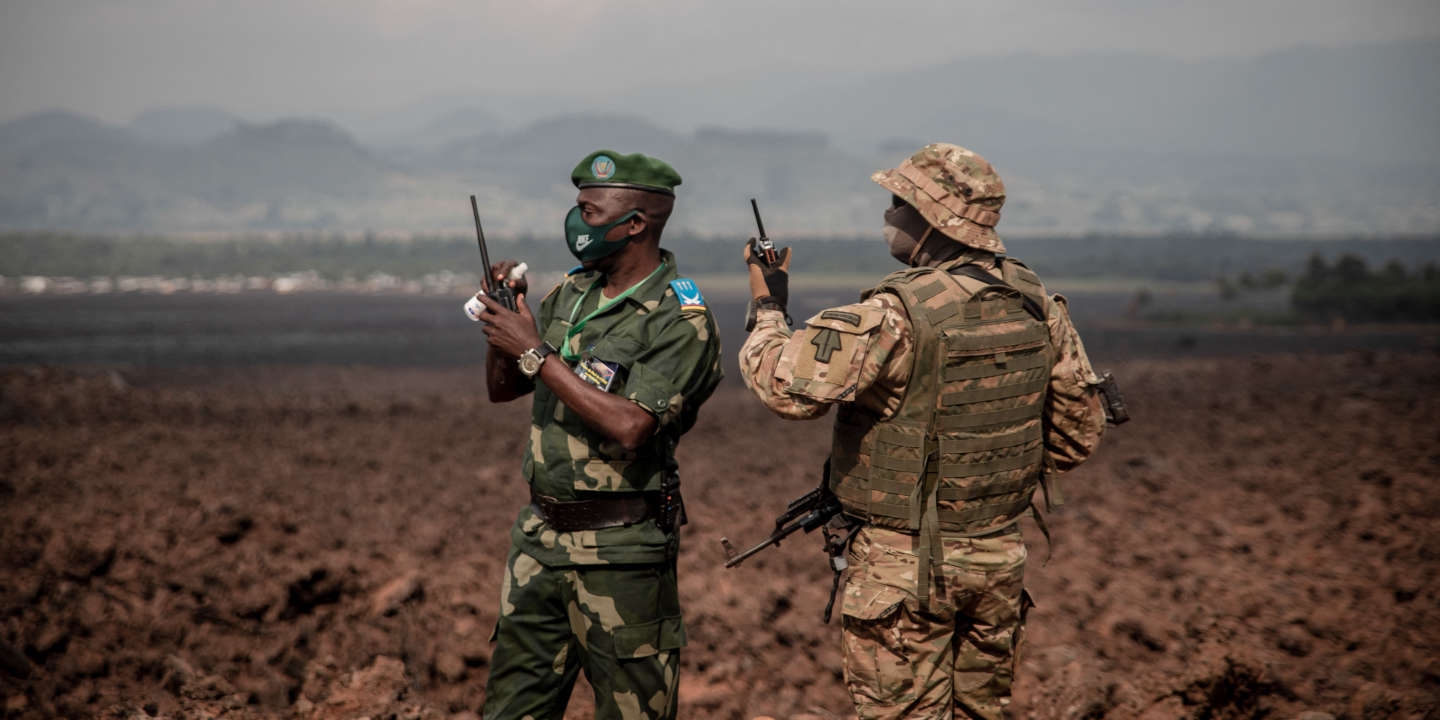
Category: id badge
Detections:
[{"x1": 574, "y1": 353, "x2": 622, "y2": 392}]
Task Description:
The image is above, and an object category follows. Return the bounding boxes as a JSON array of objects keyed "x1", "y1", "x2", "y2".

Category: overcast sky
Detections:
[{"x1": 2, "y1": 0, "x2": 1438, "y2": 126}]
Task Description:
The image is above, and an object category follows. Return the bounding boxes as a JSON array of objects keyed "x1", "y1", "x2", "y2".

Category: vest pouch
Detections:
[
  {"x1": 932, "y1": 314, "x2": 1049, "y2": 536},
  {"x1": 832, "y1": 407, "x2": 928, "y2": 530},
  {"x1": 865, "y1": 422, "x2": 928, "y2": 529},
  {"x1": 942, "y1": 318, "x2": 1049, "y2": 363},
  {"x1": 938, "y1": 319, "x2": 1050, "y2": 430}
]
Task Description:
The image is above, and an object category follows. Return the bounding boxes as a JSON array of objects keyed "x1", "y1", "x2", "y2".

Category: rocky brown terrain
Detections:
[{"x1": 1, "y1": 350, "x2": 1437, "y2": 718}]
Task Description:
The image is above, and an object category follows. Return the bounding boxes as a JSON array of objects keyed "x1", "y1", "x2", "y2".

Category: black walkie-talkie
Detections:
[
  {"x1": 470, "y1": 194, "x2": 516, "y2": 311},
  {"x1": 749, "y1": 198, "x2": 779, "y2": 267}
]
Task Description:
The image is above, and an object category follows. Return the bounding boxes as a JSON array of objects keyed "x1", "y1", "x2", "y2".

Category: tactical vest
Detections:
[{"x1": 828, "y1": 257, "x2": 1053, "y2": 602}]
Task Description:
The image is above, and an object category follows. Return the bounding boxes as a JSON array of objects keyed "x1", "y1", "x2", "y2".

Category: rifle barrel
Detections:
[{"x1": 724, "y1": 536, "x2": 780, "y2": 568}]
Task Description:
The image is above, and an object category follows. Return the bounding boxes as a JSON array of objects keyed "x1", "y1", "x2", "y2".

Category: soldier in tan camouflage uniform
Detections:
[
  {"x1": 473, "y1": 150, "x2": 723, "y2": 719},
  {"x1": 738, "y1": 144, "x2": 1106, "y2": 719}
]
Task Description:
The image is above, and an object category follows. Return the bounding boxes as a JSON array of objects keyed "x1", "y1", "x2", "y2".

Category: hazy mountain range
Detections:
[{"x1": 1, "y1": 40, "x2": 1436, "y2": 238}]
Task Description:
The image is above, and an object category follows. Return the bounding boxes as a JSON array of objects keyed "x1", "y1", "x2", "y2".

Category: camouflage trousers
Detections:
[
  {"x1": 839, "y1": 525, "x2": 1031, "y2": 720},
  {"x1": 482, "y1": 544, "x2": 684, "y2": 720}
]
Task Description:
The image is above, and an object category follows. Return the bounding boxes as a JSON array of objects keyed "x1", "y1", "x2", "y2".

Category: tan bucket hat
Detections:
[{"x1": 871, "y1": 143, "x2": 1007, "y2": 253}]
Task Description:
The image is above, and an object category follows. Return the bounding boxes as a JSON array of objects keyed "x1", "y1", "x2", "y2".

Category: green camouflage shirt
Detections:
[{"x1": 511, "y1": 249, "x2": 723, "y2": 566}]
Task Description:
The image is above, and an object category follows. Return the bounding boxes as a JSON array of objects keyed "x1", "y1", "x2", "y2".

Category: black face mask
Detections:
[{"x1": 883, "y1": 202, "x2": 933, "y2": 266}]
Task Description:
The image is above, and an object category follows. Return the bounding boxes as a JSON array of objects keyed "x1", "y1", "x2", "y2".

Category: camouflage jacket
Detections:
[
  {"x1": 513, "y1": 249, "x2": 723, "y2": 566},
  {"x1": 739, "y1": 256, "x2": 1104, "y2": 490}
]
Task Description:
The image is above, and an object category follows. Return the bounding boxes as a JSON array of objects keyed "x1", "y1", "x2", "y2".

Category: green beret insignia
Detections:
[
  {"x1": 590, "y1": 154, "x2": 617, "y2": 180},
  {"x1": 572, "y1": 149, "x2": 682, "y2": 196}
]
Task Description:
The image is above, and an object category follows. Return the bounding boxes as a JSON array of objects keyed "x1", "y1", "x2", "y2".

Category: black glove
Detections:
[{"x1": 746, "y1": 242, "x2": 790, "y2": 309}]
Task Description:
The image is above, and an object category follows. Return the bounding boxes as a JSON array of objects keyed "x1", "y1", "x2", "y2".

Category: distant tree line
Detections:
[
  {"x1": 1216, "y1": 268, "x2": 1289, "y2": 301},
  {"x1": 0, "y1": 232, "x2": 893, "y2": 280},
  {"x1": 3, "y1": 232, "x2": 1439, "y2": 290},
  {"x1": 1292, "y1": 253, "x2": 1440, "y2": 322}
]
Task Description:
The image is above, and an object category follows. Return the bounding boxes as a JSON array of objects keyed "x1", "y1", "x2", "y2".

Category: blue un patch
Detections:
[{"x1": 669, "y1": 278, "x2": 706, "y2": 310}]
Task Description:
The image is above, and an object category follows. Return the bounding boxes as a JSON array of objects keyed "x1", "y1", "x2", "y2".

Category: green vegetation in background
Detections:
[
  {"x1": 0, "y1": 232, "x2": 889, "y2": 280},
  {"x1": 1158, "y1": 252, "x2": 1440, "y2": 325},
  {"x1": 7, "y1": 233, "x2": 1440, "y2": 328},
  {"x1": 0, "y1": 232, "x2": 888, "y2": 280},
  {"x1": 1293, "y1": 253, "x2": 1440, "y2": 322},
  {"x1": 2, "y1": 232, "x2": 1438, "y2": 288},
  {"x1": 1217, "y1": 268, "x2": 1289, "y2": 301}
]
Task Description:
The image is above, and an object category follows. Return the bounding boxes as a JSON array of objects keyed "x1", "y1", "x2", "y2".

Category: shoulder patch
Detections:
[
  {"x1": 668, "y1": 278, "x2": 707, "y2": 311},
  {"x1": 804, "y1": 302, "x2": 885, "y2": 334},
  {"x1": 780, "y1": 301, "x2": 890, "y2": 402},
  {"x1": 819, "y1": 310, "x2": 862, "y2": 326}
]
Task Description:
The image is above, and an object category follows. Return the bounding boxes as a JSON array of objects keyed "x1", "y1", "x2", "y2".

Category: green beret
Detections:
[{"x1": 571, "y1": 149, "x2": 682, "y2": 196}]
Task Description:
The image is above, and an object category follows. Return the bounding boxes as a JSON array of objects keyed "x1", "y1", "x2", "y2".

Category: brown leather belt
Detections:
[{"x1": 529, "y1": 489, "x2": 659, "y2": 532}]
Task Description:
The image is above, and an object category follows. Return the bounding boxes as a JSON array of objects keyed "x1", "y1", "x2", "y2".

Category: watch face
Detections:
[{"x1": 518, "y1": 350, "x2": 541, "y2": 376}]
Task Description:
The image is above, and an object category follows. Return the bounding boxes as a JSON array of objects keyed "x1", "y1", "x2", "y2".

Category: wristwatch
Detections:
[{"x1": 517, "y1": 343, "x2": 555, "y2": 378}]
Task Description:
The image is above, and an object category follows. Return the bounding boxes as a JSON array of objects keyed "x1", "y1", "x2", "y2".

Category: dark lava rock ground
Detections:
[{"x1": 1, "y1": 351, "x2": 1437, "y2": 718}]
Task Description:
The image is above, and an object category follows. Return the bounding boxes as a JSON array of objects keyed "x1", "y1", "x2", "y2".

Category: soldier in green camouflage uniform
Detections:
[
  {"x1": 474, "y1": 150, "x2": 723, "y2": 719},
  {"x1": 737, "y1": 144, "x2": 1106, "y2": 719}
]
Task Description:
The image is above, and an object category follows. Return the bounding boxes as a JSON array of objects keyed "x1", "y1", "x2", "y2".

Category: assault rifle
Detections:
[
  {"x1": 470, "y1": 194, "x2": 516, "y2": 312},
  {"x1": 720, "y1": 482, "x2": 840, "y2": 569},
  {"x1": 720, "y1": 462, "x2": 859, "y2": 622}
]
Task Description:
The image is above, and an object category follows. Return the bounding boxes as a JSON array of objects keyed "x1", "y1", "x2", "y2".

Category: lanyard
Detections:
[{"x1": 561, "y1": 262, "x2": 667, "y2": 361}]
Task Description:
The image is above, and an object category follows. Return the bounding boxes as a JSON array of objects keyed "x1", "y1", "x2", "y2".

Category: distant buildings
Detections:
[{"x1": 0, "y1": 271, "x2": 515, "y2": 297}]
